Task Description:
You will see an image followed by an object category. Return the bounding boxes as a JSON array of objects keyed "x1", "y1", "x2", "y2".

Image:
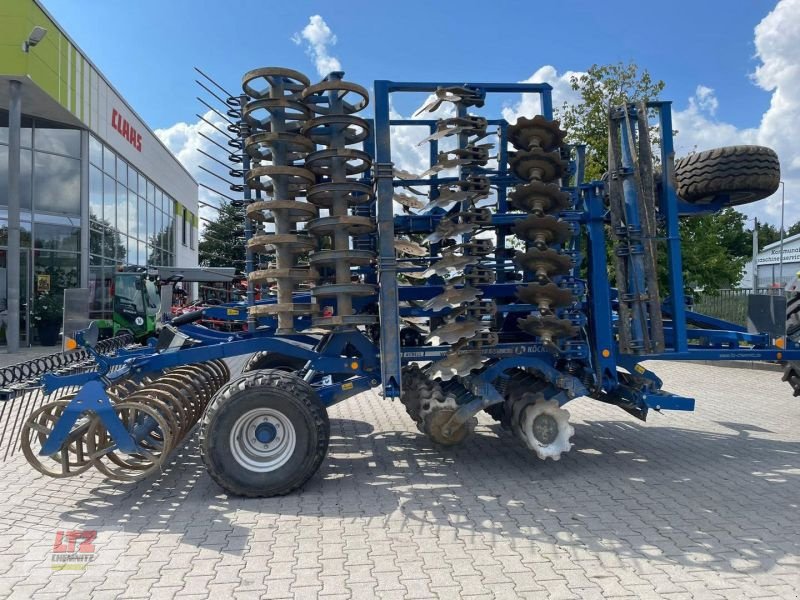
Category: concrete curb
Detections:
[{"x1": 698, "y1": 360, "x2": 784, "y2": 373}]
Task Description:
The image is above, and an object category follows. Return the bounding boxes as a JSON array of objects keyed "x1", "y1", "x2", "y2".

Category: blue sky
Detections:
[
  {"x1": 43, "y1": 0, "x2": 775, "y2": 129},
  {"x1": 40, "y1": 0, "x2": 799, "y2": 225}
]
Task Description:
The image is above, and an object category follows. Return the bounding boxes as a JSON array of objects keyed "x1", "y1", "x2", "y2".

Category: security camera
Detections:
[{"x1": 22, "y1": 26, "x2": 47, "y2": 52}]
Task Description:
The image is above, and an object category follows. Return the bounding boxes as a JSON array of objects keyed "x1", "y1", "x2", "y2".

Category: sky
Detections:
[{"x1": 41, "y1": 0, "x2": 799, "y2": 227}]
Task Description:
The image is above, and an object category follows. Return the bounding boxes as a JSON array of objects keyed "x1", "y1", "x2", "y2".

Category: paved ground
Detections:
[
  {"x1": 0, "y1": 346, "x2": 63, "y2": 369},
  {"x1": 0, "y1": 360, "x2": 798, "y2": 599}
]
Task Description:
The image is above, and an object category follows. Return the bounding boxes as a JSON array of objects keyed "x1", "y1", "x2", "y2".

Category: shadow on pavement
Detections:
[{"x1": 56, "y1": 415, "x2": 799, "y2": 574}]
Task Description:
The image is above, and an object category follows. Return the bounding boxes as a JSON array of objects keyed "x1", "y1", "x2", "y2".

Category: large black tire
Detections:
[
  {"x1": 674, "y1": 145, "x2": 780, "y2": 206},
  {"x1": 241, "y1": 351, "x2": 307, "y2": 374},
  {"x1": 200, "y1": 369, "x2": 330, "y2": 497}
]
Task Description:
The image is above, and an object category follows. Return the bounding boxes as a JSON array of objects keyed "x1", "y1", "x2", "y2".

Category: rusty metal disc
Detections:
[
  {"x1": 512, "y1": 215, "x2": 573, "y2": 249},
  {"x1": 516, "y1": 283, "x2": 575, "y2": 314},
  {"x1": 305, "y1": 148, "x2": 372, "y2": 177},
  {"x1": 301, "y1": 114, "x2": 370, "y2": 145},
  {"x1": 306, "y1": 215, "x2": 376, "y2": 236},
  {"x1": 246, "y1": 200, "x2": 317, "y2": 223},
  {"x1": 307, "y1": 181, "x2": 374, "y2": 207},
  {"x1": 245, "y1": 165, "x2": 315, "y2": 196},
  {"x1": 507, "y1": 115, "x2": 566, "y2": 152},
  {"x1": 509, "y1": 181, "x2": 572, "y2": 215},
  {"x1": 518, "y1": 315, "x2": 578, "y2": 346},
  {"x1": 514, "y1": 249, "x2": 573, "y2": 282},
  {"x1": 301, "y1": 80, "x2": 370, "y2": 115},
  {"x1": 247, "y1": 233, "x2": 315, "y2": 255},
  {"x1": 510, "y1": 149, "x2": 568, "y2": 183},
  {"x1": 242, "y1": 67, "x2": 310, "y2": 99}
]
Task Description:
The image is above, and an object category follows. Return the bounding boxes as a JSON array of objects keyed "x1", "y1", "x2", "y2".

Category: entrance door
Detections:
[{"x1": 0, "y1": 249, "x2": 31, "y2": 346}]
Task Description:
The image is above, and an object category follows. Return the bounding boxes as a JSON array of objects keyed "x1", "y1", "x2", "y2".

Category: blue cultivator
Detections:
[{"x1": 8, "y1": 69, "x2": 791, "y2": 496}]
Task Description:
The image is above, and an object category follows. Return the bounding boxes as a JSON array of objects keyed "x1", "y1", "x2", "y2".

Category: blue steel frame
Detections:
[{"x1": 34, "y1": 81, "x2": 800, "y2": 461}]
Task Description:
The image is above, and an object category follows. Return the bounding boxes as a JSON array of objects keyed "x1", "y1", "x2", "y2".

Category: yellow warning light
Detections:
[{"x1": 601, "y1": 349, "x2": 610, "y2": 358}]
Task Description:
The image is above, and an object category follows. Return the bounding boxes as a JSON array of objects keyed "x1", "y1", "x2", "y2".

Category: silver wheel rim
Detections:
[{"x1": 229, "y1": 408, "x2": 296, "y2": 472}]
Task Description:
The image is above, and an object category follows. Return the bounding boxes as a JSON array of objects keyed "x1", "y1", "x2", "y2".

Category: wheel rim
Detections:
[{"x1": 229, "y1": 408, "x2": 296, "y2": 472}]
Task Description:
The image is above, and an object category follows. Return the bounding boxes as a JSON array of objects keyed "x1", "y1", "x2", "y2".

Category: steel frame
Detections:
[{"x1": 31, "y1": 79, "x2": 800, "y2": 460}]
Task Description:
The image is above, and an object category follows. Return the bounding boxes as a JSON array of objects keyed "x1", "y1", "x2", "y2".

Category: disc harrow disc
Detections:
[
  {"x1": 516, "y1": 283, "x2": 575, "y2": 314},
  {"x1": 509, "y1": 181, "x2": 572, "y2": 216},
  {"x1": 428, "y1": 352, "x2": 485, "y2": 381},
  {"x1": 510, "y1": 149, "x2": 568, "y2": 183},
  {"x1": 507, "y1": 116, "x2": 566, "y2": 152},
  {"x1": 513, "y1": 216, "x2": 573, "y2": 249},
  {"x1": 514, "y1": 249, "x2": 573, "y2": 282},
  {"x1": 518, "y1": 315, "x2": 578, "y2": 346},
  {"x1": 426, "y1": 319, "x2": 489, "y2": 345},
  {"x1": 423, "y1": 285, "x2": 483, "y2": 311}
]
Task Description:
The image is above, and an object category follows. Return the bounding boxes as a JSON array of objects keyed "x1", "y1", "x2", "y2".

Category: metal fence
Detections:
[{"x1": 691, "y1": 288, "x2": 785, "y2": 327}]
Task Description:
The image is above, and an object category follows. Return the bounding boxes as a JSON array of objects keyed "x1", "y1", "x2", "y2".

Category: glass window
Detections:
[
  {"x1": 90, "y1": 227, "x2": 103, "y2": 257},
  {"x1": 33, "y1": 152, "x2": 80, "y2": 214},
  {"x1": 103, "y1": 145, "x2": 115, "y2": 176},
  {"x1": 34, "y1": 250, "x2": 80, "y2": 295},
  {"x1": 0, "y1": 111, "x2": 33, "y2": 147},
  {"x1": 89, "y1": 165, "x2": 103, "y2": 222},
  {"x1": 115, "y1": 274, "x2": 144, "y2": 313},
  {"x1": 0, "y1": 219, "x2": 32, "y2": 247},
  {"x1": 148, "y1": 202, "x2": 156, "y2": 246},
  {"x1": 156, "y1": 189, "x2": 163, "y2": 214},
  {"x1": 125, "y1": 236, "x2": 139, "y2": 266},
  {"x1": 138, "y1": 196, "x2": 148, "y2": 242},
  {"x1": 167, "y1": 221, "x2": 174, "y2": 253},
  {"x1": 129, "y1": 169, "x2": 139, "y2": 194},
  {"x1": 34, "y1": 222, "x2": 80, "y2": 252},
  {"x1": 0, "y1": 146, "x2": 33, "y2": 209},
  {"x1": 89, "y1": 135, "x2": 103, "y2": 168},
  {"x1": 116, "y1": 157, "x2": 128, "y2": 187},
  {"x1": 182, "y1": 208, "x2": 188, "y2": 246},
  {"x1": 159, "y1": 210, "x2": 167, "y2": 245},
  {"x1": 116, "y1": 182, "x2": 128, "y2": 236},
  {"x1": 138, "y1": 241, "x2": 146, "y2": 268},
  {"x1": 128, "y1": 188, "x2": 138, "y2": 240},
  {"x1": 103, "y1": 174, "x2": 116, "y2": 230},
  {"x1": 89, "y1": 265, "x2": 112, "y2": 321},
  {"x1": 146, "y1": 180, "x2": 154, "y2": 203},
  {"x1": 34, "y1": 123, "x2": 80, "y2": 157}
]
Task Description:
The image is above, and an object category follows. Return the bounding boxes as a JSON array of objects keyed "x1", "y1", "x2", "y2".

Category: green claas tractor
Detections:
[{"x1": 90, "y1": 266, "x2": 161, "y2": 342}]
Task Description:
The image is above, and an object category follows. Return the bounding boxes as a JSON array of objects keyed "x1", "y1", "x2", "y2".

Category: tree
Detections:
[
  {"x1": 753, "y1": 221, "x2": 781, "y2": 250},
  {"x1": 677, "y1": 209, "x2": 749, "y2": 291},
  {"x1": 558, "y1": 63, "x2": 665, "y2": 181},
  {"x1": 88, "y1": 213, "x2": 127, "y2": 261},
  {"x1": 787, "y1": 220, "x2": 800, "y2": 237},
  {"x1": 561, "y1": 62, "x2": 754, "y2": 292},
  {"x1": 198, "y1": 201, "x2": 245, "y2": 270}
]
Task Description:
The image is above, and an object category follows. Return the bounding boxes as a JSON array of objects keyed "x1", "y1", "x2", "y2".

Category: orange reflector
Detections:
[
  {"x1": 777, "y1": 352, "x2": 783, "y2": 360},
  {"x1": 776, "y1": 337, "x2": 785, "y2": 349},
  {"x1": 350, "y1": 361, "x2": 359, "y2": 370},
  {"x1": 65, "y1": 338, "x2": 77, "y2": 350},
  {"x1": 601, "y1": 349, "x2": 610, "y2": 358}
]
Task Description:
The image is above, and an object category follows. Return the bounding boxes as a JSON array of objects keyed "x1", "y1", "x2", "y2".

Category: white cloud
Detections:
[
  {"x1": 501, "y1": 65, "x2": 586, "y2": 123},
  {"x1": 155, "y1": 110, "x2": 232, "y2": 229},
  {"x1": 672, "y1": 0, "x2": 800, "y2": 225},
  {"x1": 292, "y1": 15, "x2": 341, "y2": 78}
]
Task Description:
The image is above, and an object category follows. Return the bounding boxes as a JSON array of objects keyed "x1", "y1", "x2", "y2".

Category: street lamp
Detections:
[{"x1": 21, "y1": 26, "x2": 47, "y2": 53}]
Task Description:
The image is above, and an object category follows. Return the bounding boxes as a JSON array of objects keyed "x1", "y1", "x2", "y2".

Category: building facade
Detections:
[
  {"x1": 1, "y1": 0, "x2": 199, "y2": 345},
  {"x1": 741, "y1": 233, "x2": 800, "y2": 290}
]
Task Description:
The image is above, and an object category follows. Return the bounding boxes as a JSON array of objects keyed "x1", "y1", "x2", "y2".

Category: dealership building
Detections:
[{"x1": 1, "y1": 0, "x2": 199, "y2": 346}]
